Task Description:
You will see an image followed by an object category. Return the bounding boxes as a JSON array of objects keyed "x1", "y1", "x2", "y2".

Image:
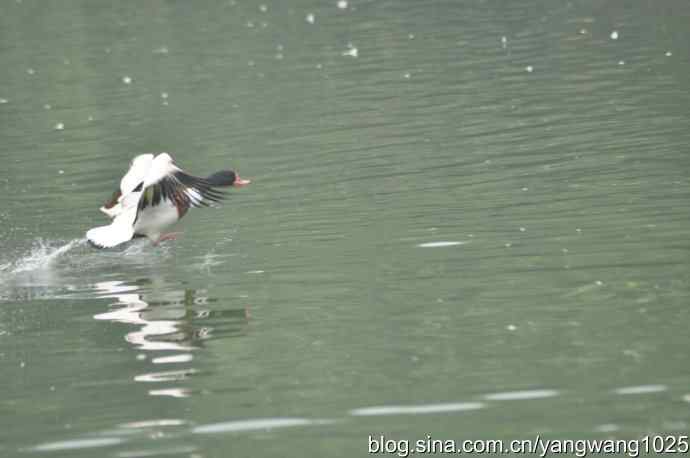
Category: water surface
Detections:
[{"x1": 2, "y1": 0, "x2": 690, "y2": 457}]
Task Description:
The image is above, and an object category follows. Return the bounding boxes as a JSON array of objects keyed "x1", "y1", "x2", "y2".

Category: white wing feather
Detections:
[
  {"x1": 121, "y1": 154, "x2": 155, "y2": 194},
  {"x1": 99, "y1": 154, "x2": 154, "y2": 218},
  {"x1": 143, "y1": 153, "x2": 179, "y2": 188},
  {"x1": 113, "y1": 153, "x2": 177, "y2": 209}
]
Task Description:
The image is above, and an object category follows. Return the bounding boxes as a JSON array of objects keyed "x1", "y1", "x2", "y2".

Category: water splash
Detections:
[
  {"x1": 9, "y1": 238, "x2": 85, "y2": 274},
  {"x1": 0, "y1": 238, "x2": 167, "y2": 301}
]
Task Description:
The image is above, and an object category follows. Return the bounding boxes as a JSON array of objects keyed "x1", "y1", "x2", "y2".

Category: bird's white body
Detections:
[
  {"x1": 124, "y1": 153, "x2": 180, "y2": 241},
  {"x1": 87, "y1": 153, "x2": 238, "y2": 249},
  {"x1": 133, "y1": 199, "x2": 179, "y2": 241},
  {"x1": 86, "y1": 153, "x2": 208, "y2": 248}
]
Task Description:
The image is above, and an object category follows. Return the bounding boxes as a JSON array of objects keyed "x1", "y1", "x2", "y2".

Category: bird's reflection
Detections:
[
  {"x1": 92, "y1": 279, "x2": 249, "y2": 398},
  {"x1": 93, "y1": 280, "x2": 201, "y2": 351}
]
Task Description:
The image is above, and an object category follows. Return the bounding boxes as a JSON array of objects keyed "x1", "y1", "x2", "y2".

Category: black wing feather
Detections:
[
  {"x1": 174, "y1": 171, "x2": 226, "y2": 204},
  {"x1": 137, "y1": 171, "x2": 228, "y2": 213}
]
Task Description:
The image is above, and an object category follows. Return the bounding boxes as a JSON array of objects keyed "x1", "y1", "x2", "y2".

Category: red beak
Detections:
[{"x1": 233, "y1": 175, "x2": 251, "y2": 187}]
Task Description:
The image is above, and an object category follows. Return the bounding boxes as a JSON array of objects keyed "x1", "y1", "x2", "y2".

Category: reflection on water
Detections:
[
  {"x1": 92, "y1": 279, "x2": 249, "y2": 398},
  {"x1": 93, "y1": 280, "x2": 198, "y2": 352}
]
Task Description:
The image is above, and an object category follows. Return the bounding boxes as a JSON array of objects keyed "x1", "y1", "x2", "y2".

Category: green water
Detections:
[{"x1": 2, "y1": 0, "x2": 690, "y2": 457}]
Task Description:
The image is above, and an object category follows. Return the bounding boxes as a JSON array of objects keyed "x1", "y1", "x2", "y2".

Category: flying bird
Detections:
[{"x1": 86, "y1": 153, "x2": 250, "y2": 248}]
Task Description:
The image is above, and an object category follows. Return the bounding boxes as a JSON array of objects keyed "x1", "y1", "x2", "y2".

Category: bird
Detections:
[{"x1": 86, "y1": 153, "x2": 250, "y2": 248}]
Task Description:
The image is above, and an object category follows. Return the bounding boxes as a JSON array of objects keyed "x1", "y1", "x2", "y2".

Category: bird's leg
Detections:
[{"x1": 154, "y1": 232, "x2": 183, "y2": 245}]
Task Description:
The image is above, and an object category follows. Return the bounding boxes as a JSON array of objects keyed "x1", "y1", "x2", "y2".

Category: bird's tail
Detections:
[{"x1": 86, "y1": 205, "x2": 137, "y2": 249}]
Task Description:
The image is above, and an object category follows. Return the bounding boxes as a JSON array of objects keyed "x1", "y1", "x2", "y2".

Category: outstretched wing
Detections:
[
  {"x1": 136, "y1": 153, "x2": 226, "y2": 214},
  {"x1": 121, "y1": 154, "x2": 155, "y2": 194},
  {"x1": 100, "y1": 154, "x2": 154, "y2": 218}
]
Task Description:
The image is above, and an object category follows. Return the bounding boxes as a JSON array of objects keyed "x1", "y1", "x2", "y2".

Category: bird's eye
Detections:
[{"x1": 133, "y1": 182, "x2": 143, "y2": 192}]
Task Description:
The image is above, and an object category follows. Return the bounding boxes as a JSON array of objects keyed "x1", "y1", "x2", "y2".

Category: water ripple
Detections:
[
  {"x1": 350, "y1": 402, "x2": 485, "y2": 416},
  {"x1": 29, "y1": 437, "x2": 125, "y2": 452},
  {"x1": 483, "y1": 389, "x2": 560, "y2": 401},
  {"x1": 417, "y1": 241, "x2": 467, "y2": 248},
  {"x1": 613, "y1": 385, "x2": 668, "y2": 395},
  {"x1": 192, "y1": 418, "x2": 336, "y2": 434}
]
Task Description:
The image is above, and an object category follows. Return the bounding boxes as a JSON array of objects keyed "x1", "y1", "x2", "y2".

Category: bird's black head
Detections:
[{"x1": 205, "y1": 170, "x2": 251, "y2": 187}]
